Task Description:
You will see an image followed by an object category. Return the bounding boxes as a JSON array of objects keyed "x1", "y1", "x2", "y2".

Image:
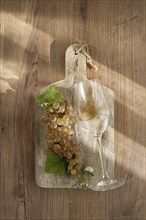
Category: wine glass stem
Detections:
[{"x1": 95, "y1": 137, "x2": 109, "y2": 179}]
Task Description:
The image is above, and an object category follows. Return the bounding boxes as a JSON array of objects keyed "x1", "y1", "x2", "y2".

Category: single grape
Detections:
[
  {"x1": 63, "y1": 133, "x2": 67, "y2": 138},
  {"x1": 67, "y1": 128, "x2": 74, "y2": 136},
  {"x1": 67, "y1": 124, "x2": 71, "y2": 129},
  {"x1": 54, "y1": 131, "x2": 59, "y2": 137},
  {"x1": 64, "y1": 141, "x2": 70, "y2": 148},
  {"x1": 65, "y1": 109, "x2": 70, "y2": 115},
  {"x1": 75, "y1": 156, "x2": 82, "y2": 163},
  {"x1": 54, "y1": 137, "x2": 61, "y2": 143},
  {"x1": 69, "y1": 159, "x2": 76, "y2": 166},
  {"x1": 59, "y1": 139, "x2": 64, "y2": 146},
  {"x1": 50, "y1": 114, "x2": 57, "y2": 122},
  {"x1": 54, "y1": 144, "x2": 61, "y2": 150},
  {"x1": 62, "y1": 138, "x2": 67, "y2": 145},
  {"x1": 47, "y1": 121, "x2": 51, "y2": 126},
  {"x1": 47, "y1": 106, "x2": 54, "y2": 113},
  {"x1": 69, "y1": 116, "x2": 75, "y2": 124},
  {"x1": 74, "y1": 164, "x2": 81, "y2": 171},
  {"x1": 66, "y1": 135, "x2": 72, "y2": 141},
  {"x1": 58, "y1": 132, "x2": 63, "y2": 137},
  {"x1": 53, "y1": 123, "x2": 58, "y2": 129},
  {"x1": 70, "y1": 169, "x2": 76, "y2": 175},
  {"x1": 66, "y1": 152, "x2": 72, "y2": 159},
  {"x1": 49, "y1": 121, "x2": 54, "y2": 127},
  {"x1": 58, "y1": 106, "x2": 65, "y2": 113},
  {"x1": 57, "y1": 118, "x2": 64, "y2": 126},
  {"x1": 55, "y1": 127, "x2": 61, "y2": 132},
  {"x1": 53, "y1": 102, "x2": 60, "y2": 109},
  {"x1": 50, "y1": 122, "x2": 57, "y2": 129},
  {"x1": 63, "y1": 115, "x2": 69, "y2": 121},
  {"x1": 62, "y1": 126, "x2": 68, "y2": 133},
  {"x1": 67, "y1": 165, "x2": 73, "y2": 171},
  {"x1": 63, "y1": 119, "x2": 70, "y2": 126},
  {"x1": 70, "y1": 140, "x2": 75, "y2": 146},
  {"x1": 48, "y1": 132, "x2": 53, "y2": 138}
]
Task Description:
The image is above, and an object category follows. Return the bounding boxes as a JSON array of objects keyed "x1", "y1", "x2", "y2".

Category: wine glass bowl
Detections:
[
  {"x1": 73, "y1": 79, "x2": 125, "y2": 191},
  {"x1": 73, "y1": 80, "x2": 112, "y2": 137}
]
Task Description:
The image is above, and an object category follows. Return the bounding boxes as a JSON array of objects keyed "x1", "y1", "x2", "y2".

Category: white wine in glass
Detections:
[{"x1": 73, "y1": 79, "x2": 125, "y2": 191}]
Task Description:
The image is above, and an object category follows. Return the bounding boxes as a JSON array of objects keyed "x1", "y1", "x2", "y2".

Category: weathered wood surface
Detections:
[
  {"x1": 35, "y1": 43, "x2": 114, "y2": 188},
  {"x1": 0, "y1": 0, "x2": 146, "y2": 219}
]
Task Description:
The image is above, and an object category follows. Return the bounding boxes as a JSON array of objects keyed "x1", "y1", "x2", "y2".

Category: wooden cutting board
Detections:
[{"x1": 35, "y1": 43, "x2": 114, "y2": 188}]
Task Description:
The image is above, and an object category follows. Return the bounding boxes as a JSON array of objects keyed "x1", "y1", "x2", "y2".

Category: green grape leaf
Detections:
[
  {"x1": 45, "y1": 152, "x2": 67, "y2": 176},
  {"x1": 36, "y1": 85, "x2": 64, "y2": 107}
]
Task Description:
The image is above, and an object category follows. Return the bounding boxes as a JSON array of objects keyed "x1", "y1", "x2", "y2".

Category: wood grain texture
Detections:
[{"x1": 0, "y1": 0, "x2": 146, "y2": 220}]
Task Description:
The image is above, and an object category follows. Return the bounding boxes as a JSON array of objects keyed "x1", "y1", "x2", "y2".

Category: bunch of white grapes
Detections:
[{"x1": 41, "y1": 99, "x2": 83, "y2": 178}]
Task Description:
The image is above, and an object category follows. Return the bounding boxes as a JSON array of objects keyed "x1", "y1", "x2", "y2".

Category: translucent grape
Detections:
[
  {"x1": 74, "y1": 164, "x2": 80, "y2": 171},
  {"x1": 70, "y1": 169, "x2": 76, "y2": 175},
  {"x1": 67, "y1": 125, "x2": 71, "y2": 129},
  {"x1": 57, "y1": 118, "x2": 64, "y2": 126},
  {"x1": 69, "y1": 116, "x2": 75, "y2": 124},
  {"x1": 63, "y1": 115, "x2": 70, "y2": 121},
  {"x1": 68, "y1": 165, "x2": 73, "y2": 171},
  {"x1": 63, "y1": 119, "x2": 70, "y2": 126},
  {"x1": 62, "y1": 126, "x2": 68, "y2": 133},
  {"x1": 56, "y1": 127, "x2": 62, "y2": 132},
  {"x1": 66, "y1": 152, "x2": 72, "y2": 159},
  {"x1": 54, "y1": 144, "x2": 61, "y2": 150},
  {"x1": 50, "y1": 122, "x2": 57, "y2": 129},
  {"x1": 64, "y1": 141, "x2": 70, "y2": 148},
  {"x1": 47, "y1": 106, "x2": 54, "y2": 113},
  {"x1": 65, "y1": 109, "x2": 70, "y2": 115},
  {"x1": 75, "y1": 156, "x2": 82, "y2": 163},
  {"x1": 50, "y1": 115, "x2": 57, "y2": 122},
  {"x1": 58, "y1": 106, "x2": 65, "y2": 113},
  {"x1": 53, "y1": 102, "x2": 60, "y2": 109},
  {"x1": 54, "y1": 137, "x2": 61, "y2": 143},
  {"x1": 69, "y1": 159, "x2": 76, "y2": 166},
  {"x1": 67, "y1": 128, "x2": 74, "y2": 136}
]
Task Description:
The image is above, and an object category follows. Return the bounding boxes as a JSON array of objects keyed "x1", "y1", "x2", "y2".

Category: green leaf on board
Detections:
[
  {"x1": 45, "y1": 152, "x2": 67, "y2": 176},
  {"x1": 36, "y1": 85, "x2": 64, "y2": 107}
]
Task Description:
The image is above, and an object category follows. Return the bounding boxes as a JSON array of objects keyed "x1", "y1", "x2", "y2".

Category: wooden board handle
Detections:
[{"x1": 65, "y1": 43, "x2": 87, "y2": 86}]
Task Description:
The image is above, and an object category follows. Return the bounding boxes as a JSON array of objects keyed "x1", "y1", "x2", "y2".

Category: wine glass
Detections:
[{"x1": 73, "y1": 79, "x2": 125, "y2": 191}]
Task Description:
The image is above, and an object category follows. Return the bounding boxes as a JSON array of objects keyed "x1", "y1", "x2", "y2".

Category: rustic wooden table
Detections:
[{"x1": 0, "y1": 1, "x2": 146, "y2": 219}]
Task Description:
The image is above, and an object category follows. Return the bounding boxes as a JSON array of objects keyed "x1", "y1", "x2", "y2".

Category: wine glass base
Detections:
[{"x1": 90, "y1": 178, "x2": 125, "y2": 191}]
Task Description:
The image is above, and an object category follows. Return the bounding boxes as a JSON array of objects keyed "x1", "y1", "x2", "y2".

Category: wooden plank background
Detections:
[{"x1": 0, "y1": 0, "x2": 146, "y2": 219}]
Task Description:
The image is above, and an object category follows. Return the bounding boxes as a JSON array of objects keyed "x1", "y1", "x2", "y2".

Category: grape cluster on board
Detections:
[{"x1": 41, "y1": 99, "x2": 83, "y2": 178}]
